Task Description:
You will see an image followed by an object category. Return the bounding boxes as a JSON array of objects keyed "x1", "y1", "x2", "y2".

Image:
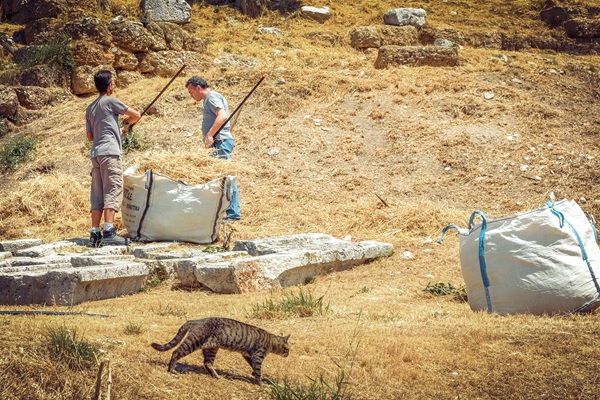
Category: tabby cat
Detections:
[{"x1": 151, "y1": 317, "x2": 290, "y2": 384}]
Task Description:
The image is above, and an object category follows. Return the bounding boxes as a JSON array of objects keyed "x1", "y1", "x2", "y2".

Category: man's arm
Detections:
[{"x1": 86, "y1": 131, "x2": 93, "y2": 141}]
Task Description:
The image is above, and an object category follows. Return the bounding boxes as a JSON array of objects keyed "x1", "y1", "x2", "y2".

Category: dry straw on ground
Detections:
[{"x1": 1, "y1": 0, "x2": 600, "y2": 399}]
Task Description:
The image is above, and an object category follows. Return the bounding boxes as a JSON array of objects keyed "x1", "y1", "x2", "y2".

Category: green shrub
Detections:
[
  {"x1": 122, "y1": 130, "x2": 152, "y2": 153},
  {"x1": 249, "y1": 289, "x2": 330, "y2": 319},
  {"x1": 423, "y1": 282, "x2": 468, "y2": 302},
  {"x1": 46, "y1": 325, "x2": 100, "y2": 369},
  {"x1": 16, "y1": 38, "x2": 75, "y2": 71},
  {"x1": 0, "y1": 135, "x2": 39, "y2": 171}
]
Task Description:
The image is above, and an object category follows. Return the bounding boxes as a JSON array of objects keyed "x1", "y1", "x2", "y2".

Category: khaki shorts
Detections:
[{"x1": 90, "y1": 155, "x2": 123, "y2": 212}]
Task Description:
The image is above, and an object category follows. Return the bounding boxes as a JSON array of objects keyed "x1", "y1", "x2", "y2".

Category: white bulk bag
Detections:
[
  {"x1": 121, "y1": 168, "x2": 235, "y2": 244},
  {"x1": 438, "y1": 199, "x2": 600, "y2": 315}
]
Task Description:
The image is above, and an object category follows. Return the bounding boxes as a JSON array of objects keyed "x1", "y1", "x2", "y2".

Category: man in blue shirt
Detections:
[{"x1": 186, "y1": 76, "x2": 241, "y2": 221}]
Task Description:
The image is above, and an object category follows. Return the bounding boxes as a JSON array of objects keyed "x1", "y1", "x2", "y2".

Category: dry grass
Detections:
[{"x1": 1, "y1": 0, "x2": 600, "y2": 399}]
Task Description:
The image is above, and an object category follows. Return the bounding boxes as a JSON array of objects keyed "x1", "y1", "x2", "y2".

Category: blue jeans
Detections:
[{"x1": 212, "y1": 139, "x2": 241, "y2": 220}]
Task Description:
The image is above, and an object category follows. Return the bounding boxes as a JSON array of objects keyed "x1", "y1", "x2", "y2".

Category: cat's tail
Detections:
[{"x1": 151, "y1": 321, "x2": 191, "y2": 351}]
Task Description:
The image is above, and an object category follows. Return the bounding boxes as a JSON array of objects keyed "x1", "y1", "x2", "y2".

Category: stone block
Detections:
[
  {"x1": 0, "y1": 239, "x2": 44, "y2": 254},
  {"x1": 15, "y1": 241, "x2": 76, "y2": 257},
  {"x1": 0, "y1": 260, "x2": 149, "y2": 305}
]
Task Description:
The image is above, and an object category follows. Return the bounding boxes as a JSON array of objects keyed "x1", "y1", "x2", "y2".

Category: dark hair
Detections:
[
  {"x1": 186, "y1": 76, "x2": 209, "y2": 89},
  {"x1": 94, "y1": 70, "x2": 112, "y2": 93}
]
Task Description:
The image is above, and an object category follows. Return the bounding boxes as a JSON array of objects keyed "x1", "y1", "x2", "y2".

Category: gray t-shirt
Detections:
[
  {"x1": 202, "y1": 90, "x2": 232, "y2": 141},
  {"x1": 86, "y1": 95, "x2": 129, "y2": 157}
]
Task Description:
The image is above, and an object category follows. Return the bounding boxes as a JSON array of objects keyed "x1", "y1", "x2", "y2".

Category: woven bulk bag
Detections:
[
  {"x1": 438, "y1": 199, "x2": 600, "y2": 315},
  {"x1": 121, "y1": 168, "x2": 234, "y2": 244}
]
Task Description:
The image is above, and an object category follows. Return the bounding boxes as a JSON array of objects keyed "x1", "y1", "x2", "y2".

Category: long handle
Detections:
[
  {"x1": 213, "y1": 73, "x2": 268, "y2": 137},
  {"x1": 126, "y1": 64, "x2": 187, "y2": 132}
]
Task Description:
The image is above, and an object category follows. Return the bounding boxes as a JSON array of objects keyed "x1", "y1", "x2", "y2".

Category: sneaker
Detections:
[
  {"x1": 99, "y1": 227, "x2": 129, "y2": 247},
  {"x1": 89, "y1": 231, "x2": 102, "y2": 248},
  {"x1": 223, "y1": 217, "x2": 241, "y2": 222}
]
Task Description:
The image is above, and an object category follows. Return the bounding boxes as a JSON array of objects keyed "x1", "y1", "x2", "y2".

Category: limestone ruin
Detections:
[{"x1": 0, "y1": 233, "x2": 393, "y2": 306}]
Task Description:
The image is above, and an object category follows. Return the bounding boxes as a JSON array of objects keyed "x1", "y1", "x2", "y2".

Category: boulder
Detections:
[
  {"x1": 136, "y1": 51, "x2": 186, "y2": 76},
  {"x1": 143, "y1": 0, "x2": 191, "y2": 24},
  {"x1": 3, "y1": 0, "x2": 68, "y2": 24},
  {"x1": 15, "y1": 86, "x2": 72, "y2": 110},
  {"x1": 116, "y1": 70, "x2": 144, "y2": 88},
  {"x1": 384, "y1": 8, "x2": 427, "y2": 28},
  {"x1": 109, "y1": 19, "x2": 166, "y2": 53},
  {"x1": 15, "y1": 86, "x2": 50, "y2": 110},
  {"x1": 71, "y1": 65, "x2": 116, "y2": 95},
  {"x1": 300, "y1": 6, "x2": 331, "y2": 24},
  {"x1": 147, "y1": 21, "x2": 197, "y2": 51},
  {"x1": 235, "y1": 0, "x2": 266, "y2": 18},
  {"x1": 20, "y1": 64, "x2": 71, "y2": 88},
  {"x1": 63, "y1": 16, "x2": 112, "y2": 47},
  {"x1": 24, "y1": 17, "x2": 60, "y2": 45},
  {"x1": 350, "y1": 25, "x2": 418, "y2": 49},
  {"x1": 0, "y1": 86, "x2": 18, "y2": 118},
  {"x1": 564, "y1": 18, "x2": 600, "y2": 38},
  {"x1": 0, "y1": 118, "x2": 10, "y2": 137},
  {"x1": 71, "y1": 41, "x2": 114, "y2": 67},
  {"x1": 540, "y1": 6, "x2": 587, "y2": 27},
  {"x1": 112, "y1": 48, "x2": 140, "y2": 71},
  {"x1": 374, "y1": 45, "x2": 459, "y2": 68}
]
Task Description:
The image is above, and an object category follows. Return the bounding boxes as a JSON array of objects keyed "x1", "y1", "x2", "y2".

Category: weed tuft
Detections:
[
  {"x1": 124, "y1": 323, "x2": 145, "y2": 335},
  {"x1": 423, "y1": 282, "x2": 468, "y2": 302},
  {"x1": 249, "y1": 289, "x2": 330, "y2": 319},
  {"x1": 46, "y1": 325, "x2": 100, "y2": 369},
  {"x1": 152, "y1": 304, "x2": 187, "y2": 318}
]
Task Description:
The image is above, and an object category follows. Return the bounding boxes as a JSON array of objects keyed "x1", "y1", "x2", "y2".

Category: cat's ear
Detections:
[{"x1": 284, "y1": 334, "x2": 290, "y2": 341}]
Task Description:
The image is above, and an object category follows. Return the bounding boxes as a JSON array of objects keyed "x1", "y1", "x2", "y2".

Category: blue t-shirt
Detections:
[
  {"x1": 202, "y1": 90, "x2": 232, "y2": 141},
  {"x1": 86, "y1": 95, "x2": 129, "y2": 157}
]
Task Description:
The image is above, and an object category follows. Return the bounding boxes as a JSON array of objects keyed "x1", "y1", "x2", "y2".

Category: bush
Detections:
[
  {"x1": 16, "y1": 38, "x2": 75, "y2": 71},
  {"x1": 0, "y1": 135, "x2": 39, "y2": 171},
  {"x1": 122, "y1": 130, "x2": 152, "y2": 153}
]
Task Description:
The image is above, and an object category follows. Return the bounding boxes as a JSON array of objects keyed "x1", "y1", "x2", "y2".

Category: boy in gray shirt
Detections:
[{"x1": 85, "y1": 70, "x2": 140, "y2": 246}]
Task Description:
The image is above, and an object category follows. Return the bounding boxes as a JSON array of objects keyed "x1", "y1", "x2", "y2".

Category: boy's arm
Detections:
[{"x1": 122, "y1": 107, "x2": 141, "y2": 125}]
